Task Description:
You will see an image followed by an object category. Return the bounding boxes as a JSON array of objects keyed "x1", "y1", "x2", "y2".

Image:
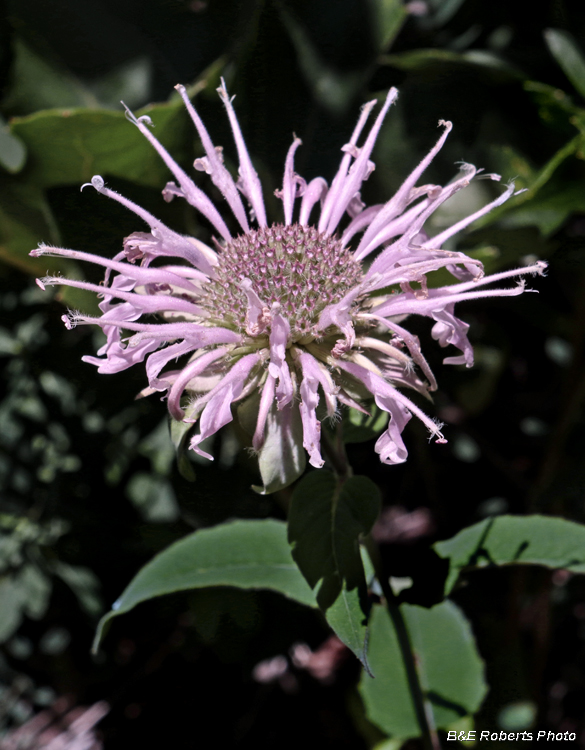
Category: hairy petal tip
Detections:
[{"x1": 81, "y1": 175, "x2": 105, "y2": 192}]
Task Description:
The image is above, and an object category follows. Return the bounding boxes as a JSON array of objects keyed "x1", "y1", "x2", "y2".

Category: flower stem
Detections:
[
  {"x1": 324, "y1": 422, "x2": 439, "y2": 749},
  {"x1": 364, "y1": 535, "x2": 441, "y2": 750},
  {"x1": 320, "y1": 424, "x2": 353, "y2": 480}
]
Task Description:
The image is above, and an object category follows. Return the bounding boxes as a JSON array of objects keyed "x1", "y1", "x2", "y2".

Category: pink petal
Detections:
[
  {"x1": 268, "y1": 308, "x2": 293, "y2": 408},
  {"x1": 319, "y1": 88, "x2": 398, "y2": 235},
  {"x1": 279, "y1": 136, "x2": 303, "y2": 225},
  {"x1": 122, "y1": 109, "x2": 233, "y2": 241},
  {"x1": 82, "y1": 176, "x2": 218, "y2": 274},
  {"x1": 190, "y1": 352, "x2": 261, "y2": 456},
  {"x1": 317, "y1": 98, "x2": 378, "y2": 233},
  {"x1": 145, "y1": 339, "x2": 201, "y2": 391},
  {"x1": 373, "y1": 396, "x2": 412, "y2": 464},
  {"x1": 253, "y1": 373, "x2": 276, "y2": 451},
  {"x1": 299, "y1": 177, "x2": 328, "y2": 226},
  {"x1": 354, "y1": 120, "x2": 452, "y2": 260},
  {"x1": 217, "y1": 79, "x2": 267, "y2": 227},
  {"x1": 175, "y1": 84, "x2": 250, "y2": 233}
]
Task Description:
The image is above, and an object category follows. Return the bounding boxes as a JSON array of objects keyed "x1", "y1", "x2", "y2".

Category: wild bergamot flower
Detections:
[{"x1": 31, "y1": 82, "x2": 546, "y2": 492}]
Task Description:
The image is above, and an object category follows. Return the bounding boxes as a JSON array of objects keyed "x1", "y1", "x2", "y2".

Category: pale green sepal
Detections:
[{"x1": 252, "y1": 401, "x2": 306, "y2": 494}]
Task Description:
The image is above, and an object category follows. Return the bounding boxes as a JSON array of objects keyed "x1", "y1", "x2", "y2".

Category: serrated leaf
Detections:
[
  {"x1": 93, "y1": 519, "x2": 316, "y2": 652},
  {"x1": 544, "y1": 29, "x2": 585, "y2": 101},
  {"x1": 288, "y1": 471, "x2": 381, "y2": 667},
  {"x1": 434, "y1": 514, "x2": 585, "y2": 594},
  {"x1": 359, "y1": 601, "x2": 487, "y2": 739}
]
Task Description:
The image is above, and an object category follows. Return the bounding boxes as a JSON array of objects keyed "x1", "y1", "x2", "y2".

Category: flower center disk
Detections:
[{"x1": 200, "y1": 223, "x2": 363, "y2": 340}]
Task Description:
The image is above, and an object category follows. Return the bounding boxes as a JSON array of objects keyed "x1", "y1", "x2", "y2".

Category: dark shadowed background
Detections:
[{"x1": 1, "y1": 0, "x2": 585, "y2": 747}]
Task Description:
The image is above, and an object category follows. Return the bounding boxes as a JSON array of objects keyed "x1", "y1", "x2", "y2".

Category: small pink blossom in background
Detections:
[
  {"x1": 371, "y1": 505, "x2": 435, "y2": 543},
  {"x1": 290, "y1": 636, "x2": 349, "y2": 684},
  {"x1": 252, "y1": 635, "x2": 348, "y2": 690},
  {"x1": 32, "y1": 81, "x2": 546, "y2": 492},
  {"x1": 0, "y1": 700, "x2": 108, "y2": 750}
]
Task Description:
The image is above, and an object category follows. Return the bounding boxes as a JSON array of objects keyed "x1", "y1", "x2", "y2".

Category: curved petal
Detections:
[
  {"x1": 374, "y1": 396, "x2": 412, "y2": 464},
  {"x1": 268, "y1": 308, "x2": 293, "y2": 408},
  {"x1": 217, "y1": 79, "x2": 267, "y2": 227},
  {"x1": 190, "y1": 352, "x2": 261, "y2": 456},
  {"x1": 279, "y1": 136, "x2": 303, "y2": 225},
  {"x1": 175, "y1": 84, "x2": 250, "y2": 233},
  {"x1": 121, "y1": 110, "x2": 233, "y2": 241}
]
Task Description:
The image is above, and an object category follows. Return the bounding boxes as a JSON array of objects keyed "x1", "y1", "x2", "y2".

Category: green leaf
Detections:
[
  {"x1": 0, "y1": 565, "x2": 52, "y2": 642},
  {"x1": 125, "y1": 473, "x2": 180, "y2": 523},
  {"x1": 0, "y1": 577, "x2": 26, "y2": 642},
  {"x1": 10, "y1": 99, "x2": 189, "y2": 189},
  {"x1": 53, "y1": 562, "x2": 103, "y2": 617},
  {"x1": 0, "y1": 180, "x2": 92, "y2": 309},
  {"x1": 381, "y1": 48, "x2": 523, "y2": 79},
  {"x1": 473, "y1": 131, "x2": 584, "y2": 231},
  {"x1": 359, "y1": 601, "x2": 487, "y2": 739},
  {"x1": 0, "y1": 178, "x2": 98, "y2": 311},
  {"x1": 170, "y1": 405, "x2": 198, "y2": 482},
  {"x1": 20, "y1": 564, "x2": 52, "y2": 620},
  {"x1": 0, "y1": 180, "x2": 61, "y2": 271},
  {"x1": 342, "y1": 404, "x2": 389, "y2": 444},
  {"x1": 278, "y1": 5, "x2": 367, "y2": 115},
  {"x1": 434, "y1": 514, "x2": 585, "y2": 595},
  {"x1": 358, "y1": 604, "x2": 416, "y2": 737},
  {"x1": 86, "y1": 57, "x2": 153, "y2": 110},
  {"x1": 544, "y1": 29, "x2": 585, "y2": 100},
  {"x1": 93, "y1": 519, "x2": 316, "y2": 652},
  {"x1": 402, "y1": 603, "x2": 487, "y2": 727},
  {"x1": 288, "y1": 471, "x2": 381, "y2": 667},
  {"x1": 497, "y1": 181, "x2": 585, "y2": 236},
  {"x1": 367, "y1": 0, "x2": 407, "y2": 52},
  {"x1": 3, "y1": 37, "x2": 100, "y2": 115},
  {"x1": 0, "y1": 118, "x2": 27, "y2": 174}
]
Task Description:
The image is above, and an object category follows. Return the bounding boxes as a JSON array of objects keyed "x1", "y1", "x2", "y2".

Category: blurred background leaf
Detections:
[{"x1": 544, "y1": 28, "x2": 585, "y2": 100}]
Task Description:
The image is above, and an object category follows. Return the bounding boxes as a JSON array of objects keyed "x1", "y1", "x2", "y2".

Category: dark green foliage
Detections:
[{"x1": 2, "y1": 1, "x2": 585, "y2": 748}]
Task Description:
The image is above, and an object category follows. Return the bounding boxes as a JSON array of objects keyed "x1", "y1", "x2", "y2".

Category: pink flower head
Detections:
[{"x1": 31, "y1": 81, "x2": 547, "y2": 493}]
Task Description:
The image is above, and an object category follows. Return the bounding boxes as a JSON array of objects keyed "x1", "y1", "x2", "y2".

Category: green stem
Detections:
[
  {"x1": 364, "y1": 536, "x2": 441, "y2": 750},
  {"x1": 324, "y1": 422, "x2": 439, "y2": 749},
  {"x1": 320, "y1": 424, "x2": 352, "y2": 480}
]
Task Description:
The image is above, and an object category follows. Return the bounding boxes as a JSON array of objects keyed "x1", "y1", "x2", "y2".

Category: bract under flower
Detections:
[{"x1": 31, "y1": 81, "x2": 547, "y2": 493}]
